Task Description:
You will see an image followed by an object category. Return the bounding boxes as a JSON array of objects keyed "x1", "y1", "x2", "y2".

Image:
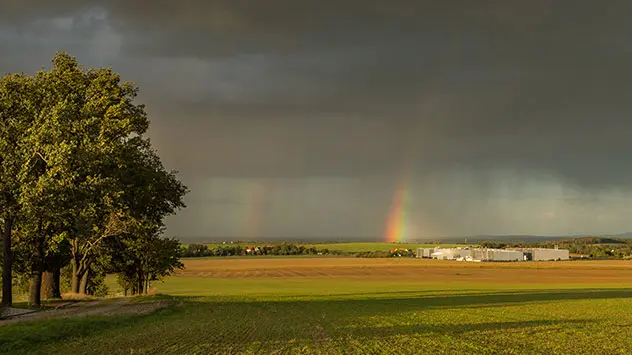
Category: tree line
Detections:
[
  {"x1": 182, "y1": 243, "x2": 338, "y2": 257},
  {"x1": 1, "y1": 53, "x2": 188, "y2": 308},
  {"x1": 181, "y1": 243, "x2": 416, "y2": 258},
  {"x1": 480, "y1": 237, "x2": 632, "y2": 259}
]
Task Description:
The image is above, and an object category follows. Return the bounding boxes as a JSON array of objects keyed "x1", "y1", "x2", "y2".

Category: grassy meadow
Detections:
[{"x1": 3, "y1": 257, "x2": 632, "y2": 354}]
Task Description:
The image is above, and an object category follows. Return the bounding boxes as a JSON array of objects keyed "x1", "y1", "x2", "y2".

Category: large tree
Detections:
[
  {"x1": 37, "y1": 53, "x2": 186, "y2": 295},
  {"x1": 14, "y1": 60, "x2": 83, "y2": 305},
  {"x1": 0, "y1": 73, "x2": 34, "y2": 307},
  {"x1": 66, "y1": 135, "x2": 187, "y2": 295},
  {"x1": 90, "y1": 137, "x2": 187, "y2": 293},
  {"x1": 19, "y1": 52, "x2": 150, "y2": 296},
  {"x1": 2, "y1": 52, "x2": 187, "y2": 305}
]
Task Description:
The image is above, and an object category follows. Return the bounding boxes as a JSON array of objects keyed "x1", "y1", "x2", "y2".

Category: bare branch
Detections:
[{"x1": 79, "y1": 212, "x2": 135, "y2": 266}]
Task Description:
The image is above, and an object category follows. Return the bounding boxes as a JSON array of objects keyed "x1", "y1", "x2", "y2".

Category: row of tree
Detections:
[
  {"x1": 181, "y1": 243, "x2": 416, "y2": 258},
  {"x1": 480, "y1": 238, "x2": 632, "y2": 259},
  {"x1": 1, "y1": 52, "x2": 188, "y2": 308},
  {"x1": 182, "y1": 243, "x2": 338, "y2": 257}
]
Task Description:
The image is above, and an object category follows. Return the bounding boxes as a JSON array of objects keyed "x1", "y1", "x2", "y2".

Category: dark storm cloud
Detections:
[
  {"x1": 71, "y1": 0, "x2": 632, "y2": 188},
  {"x1": 2, "y1": 1, "x2": 632, "y2": 237}
]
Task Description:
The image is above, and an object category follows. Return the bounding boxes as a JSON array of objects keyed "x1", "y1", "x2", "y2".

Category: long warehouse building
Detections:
[{"x1": 416, "y1": 247, "x2": 569, "y2": 262}]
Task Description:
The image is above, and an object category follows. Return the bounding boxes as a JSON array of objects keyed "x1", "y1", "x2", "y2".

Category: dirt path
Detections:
[{"x1": 0, "y1": 298, "x2": 169, "y2": 325}]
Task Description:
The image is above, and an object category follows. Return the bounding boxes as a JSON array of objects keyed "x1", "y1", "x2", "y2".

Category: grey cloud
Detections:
[{"x1": 2, "y1": 1, "x2": 632, "y2": 238}]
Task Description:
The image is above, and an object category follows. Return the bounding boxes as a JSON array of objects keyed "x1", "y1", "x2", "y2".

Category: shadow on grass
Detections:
[
  {"x1": 264, "y1": 287, "x2": 630, "y2": 300},
  {"x1": 341, "y1": 319, "x2": 589, "y2": 339},
  {"x1": 1, "y1": 288, "x2": 631, "y2": 353},
  {"x1": 343, "y1": 288, "x2": 632, "y2": 310},
  {"x1": 0, "y1": 300, "x2": 181, "y2": 355},
  {"x1": 193, "y1": 288, "x2": 632, "y2": 309},
  {"x1": 170, "y1": 289, "x2": 630, "y2": 349}
]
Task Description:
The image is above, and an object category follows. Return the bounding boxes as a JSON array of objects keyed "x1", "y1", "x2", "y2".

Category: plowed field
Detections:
[{"x1": 178, "y1": 258, "x2": 632, "y2": 283}]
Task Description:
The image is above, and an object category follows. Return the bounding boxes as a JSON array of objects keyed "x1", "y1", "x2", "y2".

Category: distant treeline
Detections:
[
  {"x1": 182, "y1": 243, "x2": 416, "y2": 258},
  {"x1": 480, "y1": 237, "x2": 632, "y2": 259},
  {"x1": 183, "y1": 238, "x2": 632, "y2": 260},
  {"x1": 182, "y1": 243, "x2": 338, "y2": 257}
]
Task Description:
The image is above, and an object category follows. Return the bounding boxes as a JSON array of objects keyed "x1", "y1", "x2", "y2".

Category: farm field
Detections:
[{"x1": 3, "y1": 258, "x2": 632, "y2": 354}]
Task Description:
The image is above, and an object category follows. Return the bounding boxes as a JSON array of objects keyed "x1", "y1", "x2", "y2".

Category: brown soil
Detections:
[{"x1": 176, "y1": 258, "x2": 632, "y2": 284}]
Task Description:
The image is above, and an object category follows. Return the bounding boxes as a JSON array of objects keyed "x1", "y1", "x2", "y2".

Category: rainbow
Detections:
[{"x1": 384, "y1": 171, "x2": 412, "y2": 243}]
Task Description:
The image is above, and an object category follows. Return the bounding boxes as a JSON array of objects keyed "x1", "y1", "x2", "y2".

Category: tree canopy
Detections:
[{"x1": 0, "y1": 52, "x2": 187, "y2": 308}]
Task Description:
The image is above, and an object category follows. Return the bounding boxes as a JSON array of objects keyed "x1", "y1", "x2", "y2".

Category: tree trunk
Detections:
[
  {"x1": 79, "y1": 269, "x2": 89, "y2": 295},
  {"x1": 41, "y1": 271, "x2": 54, "y2": 299},
  {"x1": 1, "y1": 216, "x2": 12, "y2": 307},
  {"x1": 137, "y1": 268, "x2": 143, "y2": 296},
  {"x1": 71, "y1": 258, "x2": 81, "y2": 294},
  {"x1": 29, "y1": 234, "x2": 46, "y2": 307},
  {"x1": 29, "y1": 270, "x2": 43, "y2": 307},
  {"x1": 51, "y1": 267, "x2": 61, "y2": 298},
  {"x1": 41, "y1": 269, "x2": 62, "y2": 300},
  {"x1": 71, "y1": 256, "x2": 90, "y2": 295}
]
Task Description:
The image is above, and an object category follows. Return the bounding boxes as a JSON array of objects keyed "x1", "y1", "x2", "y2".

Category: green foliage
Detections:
[
  {"x1": 182, "y1": 243, "x2": 342, "y2": 257},
  {"x1": 0, "y1": 73, "x2": 31, "y2": 213},
  {"x1": 86, "y1": 272, "x2": 109, "y2": 298},
  {"x1": 1, "y1": 52, "x2": 187, "y2": 304},
  {"x1": 11, "y1": 272, "x2": 31, "y2": 297},
  {"x1": 353, "y1": 250, "x2": 392, "y2": 258},
  {"x1": 109, "y1": 227, "x2": 184, "y2": 296},
  {"x1": 181, "y1": 242, "x2": 426, "y2": 258},
  {"x1": 481, "y1": 237, "x2": 632, "y2": 259},
  {"x1": 302, "y1": 242, "x2": 469, "y2": 253},
  {"x1": 60, "y1": 264, "x2": 73, "y2": 293}
]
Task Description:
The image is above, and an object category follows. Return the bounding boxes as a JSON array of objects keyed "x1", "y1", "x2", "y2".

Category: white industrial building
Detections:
[
  {"x1": 416, "y1": 246, "x2": 569, "y2": 262},
  {"x1": 508, "y1": 248, "x2": 570, "y2": 261}
]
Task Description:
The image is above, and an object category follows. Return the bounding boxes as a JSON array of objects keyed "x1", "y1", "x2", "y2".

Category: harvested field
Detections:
[{"x1": 177, "y1": 258, "x2": 632, "y2": 284}]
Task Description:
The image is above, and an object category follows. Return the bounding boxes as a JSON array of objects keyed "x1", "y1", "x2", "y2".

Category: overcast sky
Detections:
[{"x1": 2, "y1": 1, "x2": 632, "y2": 240}]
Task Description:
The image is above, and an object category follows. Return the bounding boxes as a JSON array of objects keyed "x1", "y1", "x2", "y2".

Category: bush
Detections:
[
  {"x1": 87, "y1": 273, "x2": 109, "y2": 297},
  {"x1": 353, "y1": 251, "x2": 391, "y2": 258}
]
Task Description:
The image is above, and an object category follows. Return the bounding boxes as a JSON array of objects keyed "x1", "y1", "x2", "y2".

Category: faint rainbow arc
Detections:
[
  {"x1": 244, "y1": 181, "x2": 268, "y2": 240},
  {"x1": 384, "y1": 169, "x2": 412, "y2": 243}
]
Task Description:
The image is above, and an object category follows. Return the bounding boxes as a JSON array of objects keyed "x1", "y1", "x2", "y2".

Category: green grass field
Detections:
[{"x1": 3, "y1": 258, "x2": 632, "y2": 354}]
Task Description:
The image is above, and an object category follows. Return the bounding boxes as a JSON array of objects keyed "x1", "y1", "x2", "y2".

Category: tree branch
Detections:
[
  {"x1": 79, "y1": 213, "x2": 133, "y2": 266},
  {"x1": 33, "y1": 151, "x2": 48, "y2": 165}
]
